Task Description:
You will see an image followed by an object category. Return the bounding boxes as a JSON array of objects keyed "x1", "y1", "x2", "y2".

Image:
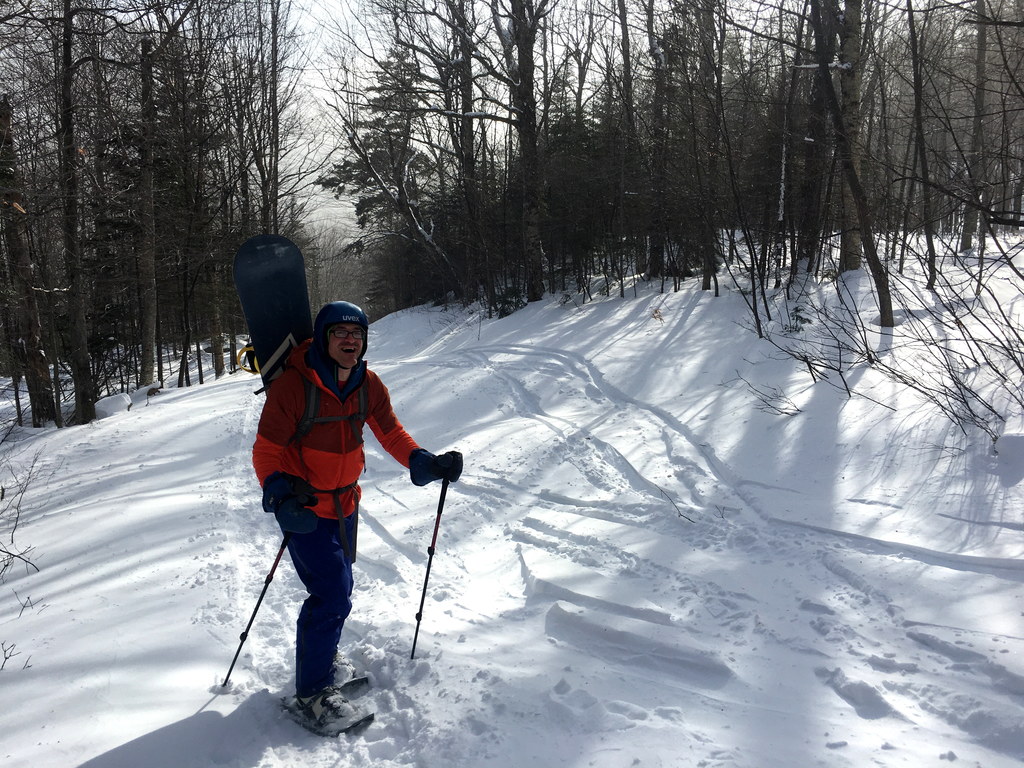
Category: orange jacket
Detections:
[{"x1": 252, "y1": 341, "x2": 420, "y2": 518}]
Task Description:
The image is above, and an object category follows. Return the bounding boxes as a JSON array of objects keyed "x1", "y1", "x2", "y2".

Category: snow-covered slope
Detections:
[{"x1": 2, "y1": 278, "x2": 1022, "y2": 768}]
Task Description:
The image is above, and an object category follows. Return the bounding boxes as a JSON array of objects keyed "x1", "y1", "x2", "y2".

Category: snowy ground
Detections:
[{"x1": 2, "y1": 275, "x2": 1023, "y2": 768}]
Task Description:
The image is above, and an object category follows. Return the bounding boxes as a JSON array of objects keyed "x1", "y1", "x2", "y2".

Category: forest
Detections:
[{"x1": 1, "y1": 0, "x2": 1023, "y2": 430}]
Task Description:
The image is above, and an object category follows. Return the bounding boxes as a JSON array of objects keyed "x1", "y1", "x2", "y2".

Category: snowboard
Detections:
[{"x1": 233, "y1": 234, "x2": 312, "y2": 387}]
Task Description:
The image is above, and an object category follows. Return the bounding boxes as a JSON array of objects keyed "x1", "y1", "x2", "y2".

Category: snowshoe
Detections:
[{"x1": 284, "y1": 684, "x2": 374, "y2": 737}]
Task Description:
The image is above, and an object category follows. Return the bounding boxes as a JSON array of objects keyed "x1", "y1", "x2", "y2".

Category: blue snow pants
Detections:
[{"x1": 286, "y1": 513, "x2": 356, "y2": 698}]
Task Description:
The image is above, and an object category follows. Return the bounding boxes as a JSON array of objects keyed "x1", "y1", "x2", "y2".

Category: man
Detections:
[{"x1": 253, "y1": 300, "x2": 462, "y2": 731}]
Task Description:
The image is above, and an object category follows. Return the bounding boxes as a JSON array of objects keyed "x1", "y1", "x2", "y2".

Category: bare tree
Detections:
[
  {"x1": 490, "y1": 0, "x2": 550, "y2": 301},
  {"x1": 138, "y1": 1, "x2": 200, "y2": 388},
  {"x1": 836, "y1": 0, "x2": 865, "y2": 273},
  {"x1": 54, "y1": 0, "x2": 96, "y2": 422},
  {"x1": 809, "y1": 0, "x2": 893, "y2": 327},
  {"x1": 958, "y1": 0, "x2": 988, "y2": 254},
  {"x1": 1, "y1": 96, "x2": 57, "y2": 426},
  {"x1": 905, "y1": 0, "x2": 939, "y2": 289}
]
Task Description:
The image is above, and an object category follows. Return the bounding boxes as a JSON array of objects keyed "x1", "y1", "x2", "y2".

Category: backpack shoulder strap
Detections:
[
  {"x1": 348, "y1": 380, "x2": 368, "y2": 445},
  {"x1": 291, "y1": 376, "x2": 321, "y2": 444}
]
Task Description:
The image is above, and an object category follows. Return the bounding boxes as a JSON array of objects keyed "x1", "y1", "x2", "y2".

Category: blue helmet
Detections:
[{"x1": 313, "y1": 301, "x2": 369, "y2": 360}]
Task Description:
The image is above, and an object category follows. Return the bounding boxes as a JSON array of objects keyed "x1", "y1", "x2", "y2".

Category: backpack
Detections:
[
  {"x1": 291, "y1": 376, "x2": 368, "y2": 447},
  {"x1": 285, "y1": 375, "x2": 368, "y2": 562}
]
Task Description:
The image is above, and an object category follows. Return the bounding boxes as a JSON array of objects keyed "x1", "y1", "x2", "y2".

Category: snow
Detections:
[{"x1": 2, "y1": 276, "x2": 1023, "y2": 768}]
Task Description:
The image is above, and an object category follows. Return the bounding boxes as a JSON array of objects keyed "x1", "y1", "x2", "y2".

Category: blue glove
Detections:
[
  {"x1": 410, "y1": 449, "x2": 463, "y2": 486},
  {"x1": 262, "y1": 472, "x2": 318, "y2": 534}
]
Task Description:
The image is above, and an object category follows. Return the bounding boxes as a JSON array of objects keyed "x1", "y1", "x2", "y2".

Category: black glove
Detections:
[
  {"x1": 434, "y1": 450, "x2": 463, "y2": 482},
  {"x1": 410, "y1": 449, "x2": 463, "y2": 486},
  {"x1": 262, "y1": 472, "x2": 318, "y2": 533}
]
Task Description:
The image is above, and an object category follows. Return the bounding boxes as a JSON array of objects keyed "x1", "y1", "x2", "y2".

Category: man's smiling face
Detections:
[{"x1": 327, "y1": 322, "x2": 364, "y2": 369}]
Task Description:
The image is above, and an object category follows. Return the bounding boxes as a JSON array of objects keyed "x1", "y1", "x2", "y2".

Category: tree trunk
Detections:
[
  {"x1": 452, "y1": 0, "x2": 488, "y2": 299},
  {"x1": 905, "y1": 0, "x2": 938, "y2": 288},
  {"x1": 139, "y1": 38, "x2": 159, "y2": 386},
  {"x1": 505, "y1": 0, "x2": 547, "y2": 302},
  {"x1": 837, "y1": 0, "x2": 865, "y2": 273},
  {"x1": 268, "y1": 0, "x2": 281, "y2": 234},
  {"x1": 211, "y1": 285, "x2": 225, "y2": 378},
  {"x1": 616, "y1": 0, "x2": 637, "y2": 137},
  {"x1": 697, "y1": 0, "x2": 721, "y2": 291},
  {"x1": 958, "y1": 0, "x2": 987, "y2": 253},
  {"x1": 645, "y1": 0, "x2": 668, "y2": 278},
  {"x1": 1, "y1": 96, "x2": 58, "y2": 426},
  {"x1": 796, "y1": 6, "x2": 833, "y2": 271},
  {"x1": 60, "y1": 0, "x2": 97, "y2": 423},
  {"x1": 810, "y1": 0, "x2": 894, "y2": 327}
]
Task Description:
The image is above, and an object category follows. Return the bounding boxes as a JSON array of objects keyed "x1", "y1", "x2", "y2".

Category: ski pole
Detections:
[
  {"x1": 221, "y1": 533, "x2": 291, "y2": 688},
  {"x1": 411, "y1": 478, "x2": 450, "y2": 660}
]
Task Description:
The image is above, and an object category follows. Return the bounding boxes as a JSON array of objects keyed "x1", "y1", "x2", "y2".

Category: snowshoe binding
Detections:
[{"x1": 285, "y1": 683, "x2": 374, "y2": 737}]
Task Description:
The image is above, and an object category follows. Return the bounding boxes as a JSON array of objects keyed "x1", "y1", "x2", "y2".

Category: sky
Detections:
[{"x1": 1, "y1": 267, "x2": 1022, "y2": 768}]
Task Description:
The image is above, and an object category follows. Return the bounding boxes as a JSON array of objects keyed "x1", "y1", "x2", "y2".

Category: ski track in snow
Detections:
[
  {"x1": 4, "y1": 292, "x2": 1024, "y2": 768},
  {"x1": 239, "y1": 336, "x2": 1023, "y2": 767},
  {"x1": 330, "y1": 338, "x2": 1023, "y2": 767}
]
